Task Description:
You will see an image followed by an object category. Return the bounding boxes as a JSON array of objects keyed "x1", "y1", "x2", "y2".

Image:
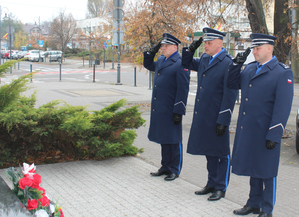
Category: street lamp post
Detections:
[
  {"x1": 86, "y1": 24, "x2": 92, "y2": 67},
  {"x1": 0, "y1": 6, "x2": 10, "y2": 64},
  {"x1": 3, "y1": 12, "x2": 11, "y2": 60}
]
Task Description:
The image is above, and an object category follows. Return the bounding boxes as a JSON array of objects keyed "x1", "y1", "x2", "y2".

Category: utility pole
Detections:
[{"x1": 113, "y1": 0, "x2": 124, "y2": 85}]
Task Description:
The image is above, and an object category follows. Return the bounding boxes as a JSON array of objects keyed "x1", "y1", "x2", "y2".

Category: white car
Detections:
[
  {"x1": 29, "y1": 52, "x2": 45, "y2": 62},
  {"x1": 24, "y1": 50, "x2": 43, "y2": 61}
]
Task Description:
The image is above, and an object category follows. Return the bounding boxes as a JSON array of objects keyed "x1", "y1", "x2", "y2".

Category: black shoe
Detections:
[
  {"x1": 207, "y1": 190, "x2": 225, "y2": 201},
  {"x1": 233, "y1": 205, "x2": 260, "y2": 215},
  {"x1": 164, "y1": 173, "x2": 179, "y2": 181},
  {"x1": 195, "y1": 186, "x2": 215, "y2": 195},
  {"x1": 150, "y1": 168, "x2": 169, "y2": 176},
  {"x1": 258, "y1": 212, "x2": 272, "y2": 217}
]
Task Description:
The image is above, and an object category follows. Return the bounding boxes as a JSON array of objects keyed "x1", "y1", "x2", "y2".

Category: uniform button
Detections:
[
  {"x1": 249, "y1": 84, "x2": 252, "y2": 87},
  {"x1": 155, "y1": 85, "x2": 157, "y2": 87},
  {"x1": 154, "y1": 97, "x2": 156, "y2": 100},
  {"x1": 241, "y1": 126, "x2": 243, "y2": 129},
  {"x1": 203, "y1": 74, "x2": 205, "y2": 77},
  {"x1": 200, "y1": 87, "x2": 202, "y2": 89},
  {"x1": 195, "y1": 111, "x2": 197, "y2": 114},
  {"x1": 158, "y1": 73, "x2": 160, "y2": 75},
  {"x1": 153, "y1": 109, "x2": 155, "y2": 112},
  {"x1": 197, "y1": 99, "x2": 199, "y2": 102},
  {"x1": 243, "y1": 112, "x2": 246, "y2": 115},
  {"x1": 245, "y1": 98, "x2": 248, "y2": 101}
]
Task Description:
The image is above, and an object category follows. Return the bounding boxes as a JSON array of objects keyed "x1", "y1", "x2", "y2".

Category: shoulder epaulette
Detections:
[{"x1": 278, "y1": 62, "x2": 290, "y2": 69}]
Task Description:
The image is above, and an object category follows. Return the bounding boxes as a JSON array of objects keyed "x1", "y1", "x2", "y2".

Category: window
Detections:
[{"x1": 240, "y1": 18, "x2": 250, "y2": 29}]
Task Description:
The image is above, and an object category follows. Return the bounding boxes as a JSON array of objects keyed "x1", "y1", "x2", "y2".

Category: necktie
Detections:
[
  {"x1": 256, "y1": 64, "x2": 263, "y2": 74},
  {"x1": 209, "y1": 56, "x2": 213, "y2": 65}
]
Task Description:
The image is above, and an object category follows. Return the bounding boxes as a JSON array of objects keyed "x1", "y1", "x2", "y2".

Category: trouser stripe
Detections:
[
  {"x1": 224, "y1": 154, "x2": 230, "y2": 191},
  {"x1": 272, "y1": 177, "x2": 276, "y2": 213},
  {"x1": 177, "y1": 142, "x2": 182, "y2": 175}
]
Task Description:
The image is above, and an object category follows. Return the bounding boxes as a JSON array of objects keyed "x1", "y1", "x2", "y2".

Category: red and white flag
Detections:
[{"x1": 288, "y1": 79, "x2": 292, "y2": 84}]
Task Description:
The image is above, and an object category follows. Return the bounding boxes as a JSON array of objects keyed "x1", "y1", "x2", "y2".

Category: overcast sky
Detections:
[{"x1": 0, "y1": 0, "x2": 88, "y2": 24}]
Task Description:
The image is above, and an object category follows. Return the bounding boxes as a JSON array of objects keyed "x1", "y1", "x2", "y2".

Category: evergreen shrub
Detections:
[{"x1": 0, "y1": 60, "x2": 146, "y2": 168}]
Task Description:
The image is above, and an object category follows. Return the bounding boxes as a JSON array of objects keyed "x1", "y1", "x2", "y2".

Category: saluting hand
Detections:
[
  {"x1": 149, "y1": 41, "x2": 162, "y2": 55},
  {"x1": 173, "y1": 113, "x2": 182, "y2": 125},
  {"x1": 188, "y1": 37, "x2": 203, "y2": 52},
  {"x1": 216, "y1": 124, "x2": 226, "y2": 136},
  {"x1": 233, "y1": 47, "x2": 251, "y2": 64},
  {"x1": 266, "y1": 140, "x2": 276, "y2": 150}
]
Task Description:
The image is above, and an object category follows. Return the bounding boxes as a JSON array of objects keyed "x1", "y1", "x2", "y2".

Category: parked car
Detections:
[
  {"x1": 4, "y1": 50, "x2": 18, "y2": 59},
  {"x1": 12, "y1": 51, "x2": 21, "y2": 60},
  {"x1": 23, "y1": 50, "x2": 42, "y2": 61},
  {"x1": 29, "y1": 52, "x2": 45, "y2": 62},
  {"x1": 45, "y1": 51, "x2": 63, "y2": 62},
  {"x1": 17, "y1": 51, "x2": 28, "y2": 59},
  {"x1": 0, "y1": 50, "x2": 6, "y2": 58}
]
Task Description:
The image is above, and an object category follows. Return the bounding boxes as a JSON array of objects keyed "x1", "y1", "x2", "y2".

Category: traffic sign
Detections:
[
  {"x1": 113, "y1": 8, "x2": 124, "y2": 20},
  {"x1": 113, "y1": 0, "x2": 125, "y2": 7},
  {"x1": 38, "y1": 40, "x2": 43, "y2": 47},
  {"x1": 104, "y1": 42, "x2": 108, "y2": 49}
]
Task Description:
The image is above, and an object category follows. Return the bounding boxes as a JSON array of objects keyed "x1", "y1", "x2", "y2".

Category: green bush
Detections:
[
  {"x1": 0, "y1": 60, "x2": 146, "y2": 167},
  {"x1": 78, "y1": 50, "x2": 92, "y2": 57}
]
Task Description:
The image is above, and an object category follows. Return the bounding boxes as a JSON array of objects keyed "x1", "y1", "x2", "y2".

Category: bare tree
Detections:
[
  {"x1": 86, "y1": 0, "x2": 111, "y2": 18},
  {"x1": 50, "y1": 11, "x2": 77, "y2": 58}
]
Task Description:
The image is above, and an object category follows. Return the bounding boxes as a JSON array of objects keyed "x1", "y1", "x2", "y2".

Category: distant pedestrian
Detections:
[
  {"x1": 227, "y1": 33, "x2": 294, "y2": 217},
  {"x1": 182, "y1": 27, "x2": 237, "y2": 201},
  {"x1": 143, "y1": 33, "x2": 190, "y2": 181}
]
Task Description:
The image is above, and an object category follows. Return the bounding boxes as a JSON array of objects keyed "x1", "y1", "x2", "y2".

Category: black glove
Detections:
[
  {"x1": 233, "y1": 47, "x2": 251, "y2": 64},
  {"x1": 173, "y1": 113, "x2": 182, "y2": 125},
  {"x1": 216, "y1": 124, "x2": 226, "y2": 136},
  {"x1": 188, "y1": 37, "x2": 203, "y2": 52},
  {"x1": 149, "y1": 41, "x2": 162, "y2": 55},
  {"x1": 266, "y1": 140, "x2": 276, "y2": 150}
]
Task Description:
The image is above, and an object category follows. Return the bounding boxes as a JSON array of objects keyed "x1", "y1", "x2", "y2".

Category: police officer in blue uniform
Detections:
[
  {"x1": 182, "y1": 27, "x2": 237, "y2": 201},
  {"x1": 227, "y1": 33, "x2": 294, "y2": 217},
  {"x1": 143, "y1": 33, "x2": 190, "y2": 181}
]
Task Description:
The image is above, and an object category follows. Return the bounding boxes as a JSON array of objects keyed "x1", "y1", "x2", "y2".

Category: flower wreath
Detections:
[{"x1": 6, "y1": 163, "x2": 64, "y2": 217}]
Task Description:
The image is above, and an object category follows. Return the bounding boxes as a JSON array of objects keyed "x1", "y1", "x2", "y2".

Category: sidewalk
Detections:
[
  {"x1": 0, "y1": 64, "x2": 298, "y2": 216},
  {"x1": 0, "y1": 158, "x2": 244, "y2": 217}
]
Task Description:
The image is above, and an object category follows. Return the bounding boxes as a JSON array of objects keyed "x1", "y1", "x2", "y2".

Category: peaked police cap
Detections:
[
  {"x1": 250, "y1": 33, "x2": 277, "y2": 48},
  {"x1": 203, "y1": 27, "x2": 226, "y2": 41},
  {"x1": 161, "y1": 33, "x2": 181, "y2": 46}
]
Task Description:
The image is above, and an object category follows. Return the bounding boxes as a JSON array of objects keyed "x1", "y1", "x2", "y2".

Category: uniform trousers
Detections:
[
  {"x1": 246, "y1": 177, "x2": 276, "y2": 214},
  {"x1": 160, "y1": 143, "x2": 182, "y2": 175},
  {"x1": 206, "y1": 155, "x2": 230, "y2": 191}
]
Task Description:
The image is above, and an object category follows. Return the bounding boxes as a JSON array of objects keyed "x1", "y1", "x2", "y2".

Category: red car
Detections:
[{"x1": 4, "y1": 50, "x2": 17, "y2": 59}]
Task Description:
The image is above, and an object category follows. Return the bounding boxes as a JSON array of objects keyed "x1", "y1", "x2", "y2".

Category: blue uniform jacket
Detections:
[
  {"x1": 227, "y1": 57, "x2": 294, "y2": 178},
  {"x1": 182, "y1": 47, "x2": 237, "y2": 156},
  {"x1": 143, "y1": 51, "x2": 190, "y2": 144}
]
